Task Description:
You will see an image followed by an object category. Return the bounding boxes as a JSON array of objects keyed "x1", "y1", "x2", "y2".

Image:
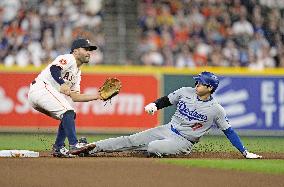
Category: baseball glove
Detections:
[{"x1": 99, "y1": 78, "x2": 122, "y2": 101}]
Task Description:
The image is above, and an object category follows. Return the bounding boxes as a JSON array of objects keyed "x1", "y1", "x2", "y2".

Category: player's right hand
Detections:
[
  {"x1": 243, "y1": 150, "x2": 262, "y2": 159},
  {"x1": 144, "y1": 103, "x2": 157, "y2": 115},
  {"x1": 60, "y1": 83, "x2": 71, "y2": 96}
]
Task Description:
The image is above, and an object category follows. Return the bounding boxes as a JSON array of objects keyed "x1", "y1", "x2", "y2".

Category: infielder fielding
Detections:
[
  {"x1": 28, "y1": 38, "x2": 102, "y2": 157},
  {"x1": 70, "y1": 71, "x2": 262, "y2": 159}
]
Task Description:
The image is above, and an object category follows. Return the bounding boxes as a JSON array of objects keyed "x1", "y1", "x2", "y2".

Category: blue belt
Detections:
[{"x1": 170, "y1": 125, "x2": 195, "y2": 144}]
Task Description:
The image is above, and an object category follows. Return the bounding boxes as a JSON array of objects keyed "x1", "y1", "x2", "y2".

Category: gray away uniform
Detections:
[{"x1": 90, "y1": 87, "x2": 231, "y2": 155}]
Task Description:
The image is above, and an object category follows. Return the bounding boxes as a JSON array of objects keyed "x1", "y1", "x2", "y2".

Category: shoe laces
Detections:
[{"x1": 59, "y1": 147, "x2": 69, "y2": 155}]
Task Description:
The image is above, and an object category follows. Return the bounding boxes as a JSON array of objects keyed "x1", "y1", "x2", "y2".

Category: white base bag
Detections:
[{"x1": 0, "y1": 150, "x2": 39, "y2": 157}]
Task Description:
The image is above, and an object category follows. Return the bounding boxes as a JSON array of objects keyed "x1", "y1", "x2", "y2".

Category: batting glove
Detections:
[
  {"x1": 144, "y1": 103, "x2": 157, "y2": 115},
  {"x1": 243, "y1": 150, "x2": 262, "y2": 159}
]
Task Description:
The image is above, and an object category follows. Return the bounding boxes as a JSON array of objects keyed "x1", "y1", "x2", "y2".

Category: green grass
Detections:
[
  {"x1": 162, "y1": 159, "x2": 284, "y2": 174},
  {"x1": 192, "y1": 136, "x2": 284, "y2": 153},
  {"x1": 0, "y1": 133, "x2": 117, "y2": 151},
  {"x1": 1, "y1": 133, "x2": 283, "y2": 174},
  {"x1": 0, "y1": 133, "x2": 283, "y2": 153},
  {"x1": 162, "y1": 136, "x2": 284, "y2": 175}
]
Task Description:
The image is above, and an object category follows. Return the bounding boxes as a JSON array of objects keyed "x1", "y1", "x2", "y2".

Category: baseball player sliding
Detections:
[
  {"x1": 67, "y1": 71, "x2": 262, "y2": 159},
  {"x1": 28, "y1": 38, "x2": 103, "y2": 157}
]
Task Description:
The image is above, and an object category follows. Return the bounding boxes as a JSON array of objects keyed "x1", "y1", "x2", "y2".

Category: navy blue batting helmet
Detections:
[{"x1": 193, "y1": 71, "x2": 219, "y2": 92}]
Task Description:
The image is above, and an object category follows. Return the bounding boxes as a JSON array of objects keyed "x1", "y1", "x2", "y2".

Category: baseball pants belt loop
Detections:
[{"x1": 170, "y1": 125, "x2": 195, "y2": 144}]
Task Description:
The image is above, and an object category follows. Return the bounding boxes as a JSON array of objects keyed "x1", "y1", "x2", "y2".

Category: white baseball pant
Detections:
[{"x1": 28, "y1": 80, "x2": 74, "y2": 120}]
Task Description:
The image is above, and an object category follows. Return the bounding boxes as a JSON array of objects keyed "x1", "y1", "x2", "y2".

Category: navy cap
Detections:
[{"x1": 70, "y1": 38, "x2": 97, "y2": 53}]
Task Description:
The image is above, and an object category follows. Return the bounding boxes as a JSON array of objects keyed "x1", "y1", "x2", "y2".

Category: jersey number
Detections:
[{"x1": 191, "y1": 123, "x2": 203, "y2": 131}]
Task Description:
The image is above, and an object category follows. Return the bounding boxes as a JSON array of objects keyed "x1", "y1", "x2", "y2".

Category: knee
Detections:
[
  {"x1": 147, "y1": 141, "x2": 162, "y2": 155},
  {"x1": 147, "y1": 140, "x2": 180, "y2": 155},
  {"x1": 63, "y1": 110, "x2": 76, "y2": 119}
]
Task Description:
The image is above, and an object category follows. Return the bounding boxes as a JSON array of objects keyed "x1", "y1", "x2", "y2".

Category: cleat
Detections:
[
  {"x1": 78, "y1": 137, "x2": 91, "y2": 157},
  {"x1": 68, "y1": 143, "x2": 96, "y2": 155},
  {"x1": 52, "y1": 145, "x2": 76, "y2": 158}
]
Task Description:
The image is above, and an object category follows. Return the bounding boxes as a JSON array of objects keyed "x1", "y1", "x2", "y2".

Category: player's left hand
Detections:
[
  {"x1": 60, "y1": 83, "x2": 71, "y2": 96},
  {"x1": 243, "y1": 150, "x2": 262, "y2": 159}
]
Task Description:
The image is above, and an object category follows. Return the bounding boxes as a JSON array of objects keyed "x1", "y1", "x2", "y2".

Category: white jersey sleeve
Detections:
[
  {"x1": 36, "y1": 54, "x2": 80, "y2": 92},
  {"x1": 214, "y1": 104, "x2": 231, "y2": 130},
  {"x1": 51, "y1": 55, "x2": 73, "y2": 71}
]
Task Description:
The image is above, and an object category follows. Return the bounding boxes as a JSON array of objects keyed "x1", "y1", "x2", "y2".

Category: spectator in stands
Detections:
[
  {"x1": 222, "y1": 39, "x2": 239, "y2": 66},
  {"x1": 1, "y1": 0, "x2": 284, "y2": 68},
  {"x1": 175, "y1": 45, "x2": 195, "y2": 68},
  {"x1": 138, "y1": 0, "x2": 284, "y2": 68},
  {"x1": 0, "y1": 0, "x2": 103, "y2": 66},
  {"x1": 248, "y1": 30, "x2": 269, "y2": 58},
  {"x1": 141, "y1": 48, "x2": 164, "y2": 66}
]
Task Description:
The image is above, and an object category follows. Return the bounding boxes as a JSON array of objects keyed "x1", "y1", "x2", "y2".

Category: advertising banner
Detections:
[
  {"x1": 0, "y1": 72, "x2": 159, "y2": 131},
  {"x1": 215, "y1": 76, "x2": 284, "y2": 130},
  {"x1": 163, "y1": 75, "x2": 284, "y2": 130}
]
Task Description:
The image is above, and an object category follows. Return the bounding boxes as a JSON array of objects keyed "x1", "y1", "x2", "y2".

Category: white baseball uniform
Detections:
[{"x1": 28, "y1": 54, "x2": 81, "y2": 120}]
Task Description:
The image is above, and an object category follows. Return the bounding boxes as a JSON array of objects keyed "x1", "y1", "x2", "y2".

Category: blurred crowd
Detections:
[
  {"x1": 137, "y1": 0, "x2": 284, "y2": 69},
  {"x1": 1, "y1": 0, "x2": 284, "y2": 69},
  {"x1": 0, "y1": 0, "x2": 104, "y2": 67}
]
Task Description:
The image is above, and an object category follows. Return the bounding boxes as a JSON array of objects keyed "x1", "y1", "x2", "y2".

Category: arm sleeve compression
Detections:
[
  {"x1": 50, "y1": 65, "x2": 65, "y2": 85},
  {"x1": 223, "y1": 127, "x2": 246, "y2": 153},
  {"x1": 154, "y1": 96, "x2": 173, "y2": 110}
]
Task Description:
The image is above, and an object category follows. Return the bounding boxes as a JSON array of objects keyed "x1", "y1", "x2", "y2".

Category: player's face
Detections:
[
  {"x1": 75, "y1": 48, "x2": 91, "y2": 64},
  {"x1": 195, "y1": 82, "x2": 211, "y2": 96}
]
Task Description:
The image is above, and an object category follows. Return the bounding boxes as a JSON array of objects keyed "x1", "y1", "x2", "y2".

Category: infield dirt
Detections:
[{"x1": 0, "y1": 152, "x2": 283, "y2": 187}]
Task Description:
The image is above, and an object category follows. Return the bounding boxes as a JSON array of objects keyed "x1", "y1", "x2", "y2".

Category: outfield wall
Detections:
[{"x1": 0, "y1": 65, "x2": 284, "y2": 135}]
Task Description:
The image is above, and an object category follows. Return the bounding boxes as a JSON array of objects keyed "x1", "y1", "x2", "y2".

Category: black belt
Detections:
[
  {"x1": 171, "y1": 125, "x2": 196, "y2": 144},
  {"x1": 32, "y1": 80, "x2": 36, "y2": 85}
]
